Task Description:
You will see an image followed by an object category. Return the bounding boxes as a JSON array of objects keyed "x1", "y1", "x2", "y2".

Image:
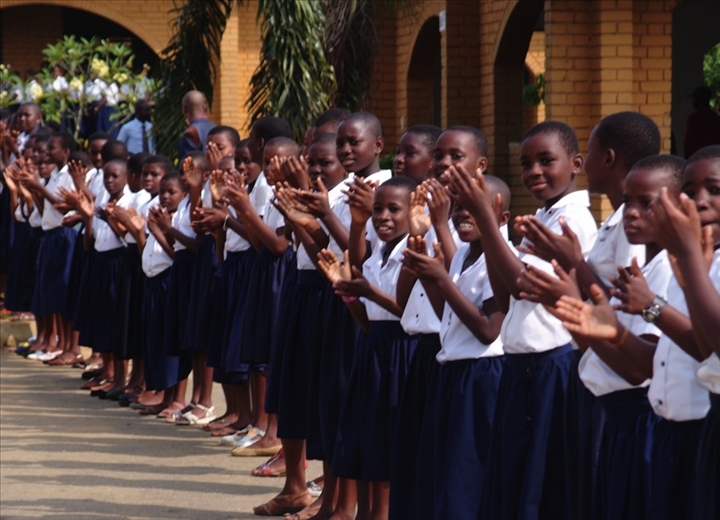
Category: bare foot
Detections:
[{"x1": 287, "y1": 496, "x2": 324, "y2": 520}]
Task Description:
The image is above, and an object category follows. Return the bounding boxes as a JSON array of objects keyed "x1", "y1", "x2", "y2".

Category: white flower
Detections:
[
  {"x1": 28, "y1": 83, "x2": 43, "y2": 100},
  {"x1": 69, "y1": 77, "x2": 83, "y2": 91}
]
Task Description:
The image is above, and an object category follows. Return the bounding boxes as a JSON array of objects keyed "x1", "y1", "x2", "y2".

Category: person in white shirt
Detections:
[
  {"x1": 16, "y1": 103, "x2": 42, "y2": 154},
  {"x1": 116, "y1": 101, "x2": 155, "y2": 154},
  {"x1": 324, "y1": 176, "x2": 419, "y2": 520},
  {"x1": 140, "y1": 172, "x2": 191, "y2": 412},
  {"x1": 391, "y1": 125, "x2": 480, "y2": 520},
  {"x1": 449, "y1": 121, "x2": 598, "y2": 519},
  {"x1": 402, "y1": 176, "x2": 512, "y2": 520},
  {"x1": 513, "y1": 112, "x2": 662, "y2": 518},
  {"x1": 18, "y1": 132, "x2": 78, "y2": 361},
  {"x1": 639, "y1": 145, "x2": 720, "y2": 519}
]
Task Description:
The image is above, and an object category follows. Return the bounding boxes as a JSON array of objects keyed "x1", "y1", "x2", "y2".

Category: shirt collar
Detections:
[{"x1": 541, "y1": 190, "x2": 590, "y2": 215}]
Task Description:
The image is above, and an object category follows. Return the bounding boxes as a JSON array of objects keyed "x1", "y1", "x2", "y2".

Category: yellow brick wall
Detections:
[
  {"x1": 1, "y1": 0, "x2": 174, "y2": 55},
  {"x1": 1, "y1": 5, "x2": 64, "y2": 74}
]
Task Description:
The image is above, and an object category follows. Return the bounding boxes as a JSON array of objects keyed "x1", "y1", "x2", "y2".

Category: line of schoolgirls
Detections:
[{"x1": 3, "y1": 106, "x2": 718, "y2": 520}]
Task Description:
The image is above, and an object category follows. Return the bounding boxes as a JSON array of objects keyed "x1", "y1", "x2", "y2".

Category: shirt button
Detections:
[
  {"x1": 415, "y1": 315, "x2": 419, "y2": 318},
  {"x1": 658, "y1": 400, "x2": 663, "y2": 405},
  {"x1": 420, "y1": 293, "x2": 424, "y2": 297},
  {"x1": 661, "y1": 361, "x2": 665, "y2": 367}
]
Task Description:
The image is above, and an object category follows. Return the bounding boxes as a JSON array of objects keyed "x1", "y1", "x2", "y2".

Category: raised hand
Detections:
[
  {"x1": 424, "y1": 179, "x2": 452, "y2": 227},
  {"x1": 297, "y1": 177, "x2": 331, "y2": 219},
  {"x1": 55, "y1": 187, "x2": 80, "y2": 212},
  {"x1": 342, "y1": 176, "x2": 375, "y2": 225},
  {"x1": 149, "y1": 205, "x2": 172, "y2": 234},
  {"x1": 205, "y1": 141, "x2": 223, "y2": 171},
  {"x1": 517, "y1": 260, "x2": 581, "y2": 305},
  {"x1": 402, "y1": 240, "x2": 447, "y2": 281},
  {"x1": 267, "y1": 156, "x2": 284, "y2": 185},
  {"x1": 76, "y1": 191, "x2": 95, "y2": 220},
  {"x1": 318, "y1": 249, "x2": 352, "y2": 284},
  {"x1": 194, "y1": 206, "x2": 228, "y2": 233},
  {"x1": 68, "y1": 160, "x2": 89, "y2": 189},
  {"x1": 515, "y1": 215, "x2": 583, "y2": 271},
  {"x1": 610, "y1": 257, "x2": 655, "y2": 314},
  {"x1": 209, "y1": 169, "x2": 225, "y2": 203},
  {"x1": 447, "y1": 165, "x2": 493, "y2": 218},
  {"x1": 273, "y1": 184, "x2": 315, "y2": 227},
  {"x1": 282, "y1": 155, "x2": 311, "y2": 190},
  {"x1": 546, "y1": 284, "x2": 620, "y2": 342},
  {"x1": 223, "y1": 175, "x2": 251, "y2": 212},
  {"x1": 408, "y1": 185, "x2": 431, "y2": 237},
  {"x1": 181, "y1": 156, "x2": 204, "y2": 190},
  {"x1": 126, "y1": 207, "x2": 146, "y2": 233},
  {"x1": 334, "y1": 265, "x2": 373, "y2": 298}
]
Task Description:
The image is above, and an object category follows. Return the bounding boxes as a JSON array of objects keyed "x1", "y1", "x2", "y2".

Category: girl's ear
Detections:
[
  {"x1": 571, "y1": 153, "x2": 584, "y2": 179},
  {"x1": 374, "y1": 136, "x2": 385, "y2": 156},
  {"x1": 499, "y1": 209, "x2": 511, "y2": 227},
  {"x1": 477, "y1": 157, "x2": 488, "y2": 174},
  {"x1": 604, "y1": 148, "x2": 616, "y2": 169}
]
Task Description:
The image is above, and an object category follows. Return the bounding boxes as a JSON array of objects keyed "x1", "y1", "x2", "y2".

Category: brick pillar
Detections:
[
  {"x1": 210, "y1": 3, "x2": 240, "y2": 129},
  {"x1": 443, "y1": 0, "x2": 481, "y2": 127},
  {"x1": 0, "y1": 5, "x2": 63, "y2": 73},
  {"x1": 632, "y1": 0, "x2": 674, "y2": 153}
]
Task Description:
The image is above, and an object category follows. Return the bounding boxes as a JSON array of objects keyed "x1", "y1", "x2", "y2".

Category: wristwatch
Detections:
[{"x1": 641, "y1": 295, "x2": 667, "y2": 323}]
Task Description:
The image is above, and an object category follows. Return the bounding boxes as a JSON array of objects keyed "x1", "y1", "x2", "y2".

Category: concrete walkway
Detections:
[{"x1": 0, "y1": 347, "x2": 321, "y2": 519}]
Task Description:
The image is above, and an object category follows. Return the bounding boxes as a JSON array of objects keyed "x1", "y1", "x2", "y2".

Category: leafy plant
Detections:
[
  {"x1": 0, "y1": 65, "x2": 24, "y2": 108},
  {"x1": 522, "y1": 73, "x2": 545, "y2": 107},
  {"x1": 34, "y1": 35, "x2": 150, "y2": 142},
  {"x1": 703, "y1": 43, "x2": 720, "y2": 113},
  {"x1": 153, "y1": 0, "x2": 238, "y2": 159},
  {"x1": 246, "y1": 0, "x2": 335, "y2": 142},
  {"x1": 321, "y1": 0, "x2": 420, "y2": 110}
]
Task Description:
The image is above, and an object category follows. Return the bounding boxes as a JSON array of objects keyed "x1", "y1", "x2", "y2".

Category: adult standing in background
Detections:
[
  {"x1": 684, "y1": 85, "x2": 720, "y2": 158},
  {"x1": 178, "y1": 91, "x2": 215, "y2": 162},
  {"x1": 117, "y1": 100, "x2": 155, "y2": 154}
]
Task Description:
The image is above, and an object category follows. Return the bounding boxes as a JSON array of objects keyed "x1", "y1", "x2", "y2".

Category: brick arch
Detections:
[
  {"x1": 406, "y1": 16, "x2": 441, "y2": 127},
  {"x1": 491, "y1": 0, "x2": 544, "y2": 176},
  {"x1": 0, "y1": 0, "x2": 172, "y2": 53}
]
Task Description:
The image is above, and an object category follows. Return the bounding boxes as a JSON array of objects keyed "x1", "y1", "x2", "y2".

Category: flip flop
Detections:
[{"x1": 252, "y1": 491, "x2": 312, "y2": 516}]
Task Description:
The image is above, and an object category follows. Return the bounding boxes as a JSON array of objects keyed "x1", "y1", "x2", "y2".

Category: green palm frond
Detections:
[
  {"x1": 247, "y1": 0, "x2": 335, "y2": 141},
  {"x1": 154, "y1": 0, "x2": 239, "y2": 159}
]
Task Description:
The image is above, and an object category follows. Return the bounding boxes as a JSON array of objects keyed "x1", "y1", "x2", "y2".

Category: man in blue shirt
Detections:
[
  {"x1": 177, "y1": 91, "x2": 216, "y2": 162},
  {"x1": 117, "y1": 100, "x2": 155, "y2": 154}
]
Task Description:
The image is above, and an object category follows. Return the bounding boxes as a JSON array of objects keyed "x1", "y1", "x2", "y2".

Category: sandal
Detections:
[
  {"x1": 175, "y1": 404, "x2": 216, "y2": 426},
  {"x1": 164, "y1": 403, "x2": 195, "y2": 423},
  {"x1": 251, "y1": 449, "x2": 286, "y2": 477},
  {"x1": 252, "y1": 491, "x2": 312, "y2": 516}
]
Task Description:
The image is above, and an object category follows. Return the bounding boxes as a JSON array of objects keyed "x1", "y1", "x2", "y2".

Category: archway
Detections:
[
  {"x1": 407, "y1": 16, "x2": 442, "y2": 127},
  {"x1": 671, "y1": 0, "x2": 720, "y2": 157},
  {"x1": 0, "y1": 4, "x2": 159, "y2": 75},
  {"x1": 492, "y1": 0, "x2": 544, "y2": 179}
]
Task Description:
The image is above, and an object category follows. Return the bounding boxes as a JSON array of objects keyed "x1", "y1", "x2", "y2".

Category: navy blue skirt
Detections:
[
  {"x1": 264, "y1": 253, "x2": 298, "y2": 414},
  {"x1": 277, "y1": 270, "x2": 327, "y2": 441},
  {"x1": 0, "y1": 184, "x2": 13, "y2": 275},
  {"x1": 4, "y1": 222, "x2": 38, "y2": 312},
  {"x1": 124, "y1": 243, "x2": 145, "y2": 359},
  {"x1": 311, "y1": 290, "x2": 361, "y2": 462},
  {"x1": 62, "y1": 225, "x2": 88, "y2": 323},
  {"x1": 143, "y1": 268, "x2": 191, "y2": 391},
  {"x1": 389, "y1": 333, "x2": 440, "y2": 520},
  {"x1": 413, "y1": 355, "x2": 504, "y2": 520},
  {"x1": 332, "y1": 321, "x2": 419, "y2": 482},
  {"x1": 483, "y1": 344, "x2": 574, "y2": 520},
  {"x1": 182, "y1": 235, "x2": 222, "y2": 354},
  {"x1": 96, "y1": 105, "x2": 119, "y2": 138},
  {"x1": 594, "y1": 387, "x2": 657, "y2": 520},
  {"x1": 240, "y1": 246, "x2": 296, "y2": 365},
  {"x1": 164, "y1": 249, "x2": 195, "y2": 356},
  {"x1": 81, "y1": 247, "x2": 130, "y2": 355},
  {"x1": 649, "y1": 417, "x2": 704, "y2": 520},
  {"x1": 565, "y1": 349, "x2": 604, "y2": 520},
  {"x1": 692, "y1": 393, "x2": 720, "y2": 519},
  {"x1": 32, "y1": 226, "x2": 77, "y2": 317},
  {"x1": 210, "y1": 250, "x2": 257, "y2": 384}
]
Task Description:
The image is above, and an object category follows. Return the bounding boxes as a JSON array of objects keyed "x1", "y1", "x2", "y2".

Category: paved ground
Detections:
[{"x1": 0, "y1": 346, "x2": 321, "y2": 519}]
